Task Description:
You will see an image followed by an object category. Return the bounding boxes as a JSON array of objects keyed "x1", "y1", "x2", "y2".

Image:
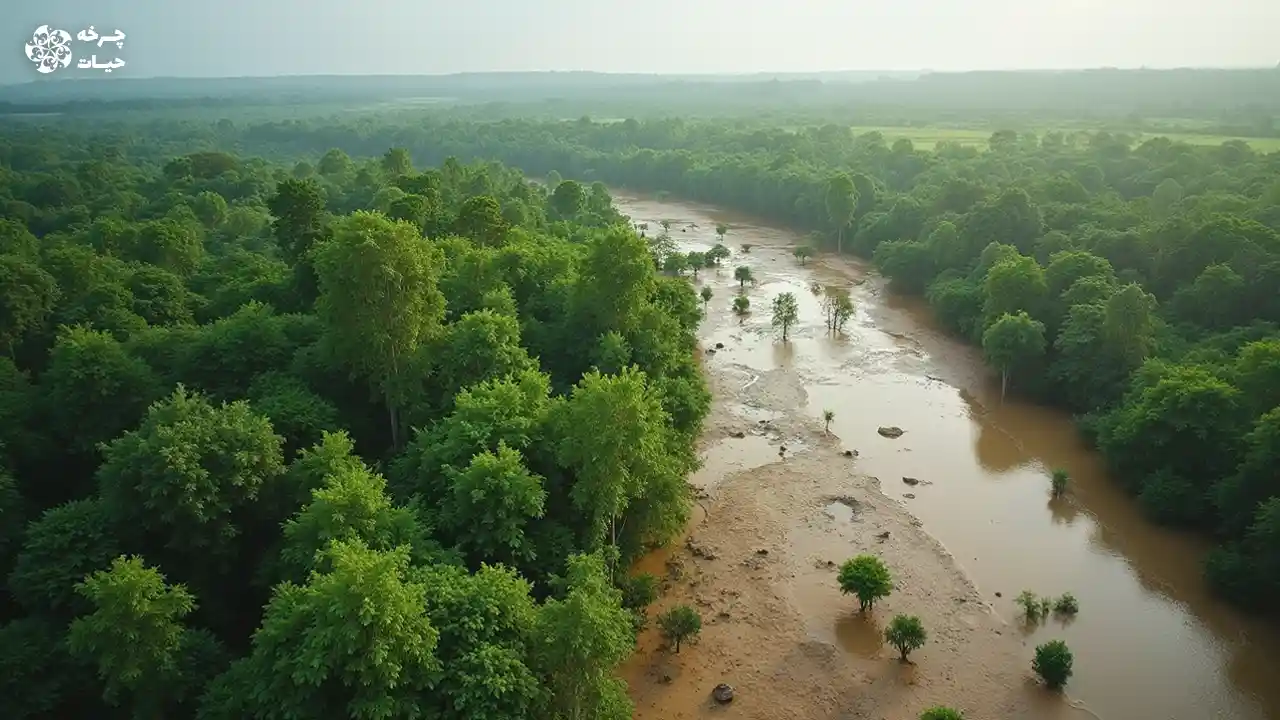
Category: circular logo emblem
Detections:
[{"x1": 25, "y1": 25, "x2": 74, "y2": 74}]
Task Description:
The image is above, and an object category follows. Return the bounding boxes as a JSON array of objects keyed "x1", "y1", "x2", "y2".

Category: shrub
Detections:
[
  {"x1": 1053, "y1": 592, "x2": 1079, "y2": 616},
  {"x1": 920, "y1": 707, "x2": 964, "y2": 720},
  {"x1": 1032, "y1": 640, "x2": 1074, "y2": 690},
  {"x1": 658, "y1": 604, "x2": 702, "y2": 653}
]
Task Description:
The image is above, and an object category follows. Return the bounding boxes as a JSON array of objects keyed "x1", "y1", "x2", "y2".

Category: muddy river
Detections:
[{"x1": 613, "y1": 191, "x2": 1280, "y2": 720}]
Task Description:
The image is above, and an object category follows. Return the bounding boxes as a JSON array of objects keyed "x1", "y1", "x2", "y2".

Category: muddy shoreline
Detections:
[
  {"x1": 613, "y1": 191, "x2": 1278, "y2": 720},
  {"x1": 617, "y1": 218, "x2": 1088, "y2": 720}
]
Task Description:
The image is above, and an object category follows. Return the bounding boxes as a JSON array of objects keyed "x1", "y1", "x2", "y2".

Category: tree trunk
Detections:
[
  {"x1": 388, "y1": 401, "x2": 400, "y2": 449},
  {"x1": 1000, "y1": 369, "x2": 1008, "y2": 402},
  {"x1": 837, "y1": 226, "x2": 843, "y2": 255}
]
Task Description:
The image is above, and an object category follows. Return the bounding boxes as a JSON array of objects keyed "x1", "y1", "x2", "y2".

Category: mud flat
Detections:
[{"x1": 614, "y1": 193, "x2": 1279, "y2": 720}]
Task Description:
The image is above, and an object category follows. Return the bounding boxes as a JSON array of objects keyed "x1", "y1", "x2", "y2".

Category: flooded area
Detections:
[{"x1": 614, "y1": 191, "x2": 1280, "y2": 720}]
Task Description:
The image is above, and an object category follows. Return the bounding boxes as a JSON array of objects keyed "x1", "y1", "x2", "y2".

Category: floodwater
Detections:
[{"x1": 614, "y1": 191, "x2": 1280, "y2": 720}]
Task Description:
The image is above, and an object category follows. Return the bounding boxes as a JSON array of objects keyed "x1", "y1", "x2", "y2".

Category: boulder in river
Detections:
[
  {"x1": 712, "y1": 684, "x2": 735, "y2": 703},
  {"x1": 878, "y1": 426, "x2": 905, "y2": 438},
  {"x1": 902, "y1": 477, "x2": 920, "y2": 486}
]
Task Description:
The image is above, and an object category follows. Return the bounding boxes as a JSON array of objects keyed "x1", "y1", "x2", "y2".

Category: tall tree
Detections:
[
  {"x1": 982, "y1": 311, "x2": 1047, "y2": 399},
  {"x1": 825, "y1": 174, "x2": 857, "y2": 254},
  {"x1": 313, "y1": 211, "x2": 446, "y2": 448}
]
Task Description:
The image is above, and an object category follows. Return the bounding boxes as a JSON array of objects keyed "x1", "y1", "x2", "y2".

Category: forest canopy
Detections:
[{"x1": 0, "y1": 130, "x2": 711, "y2": 719}]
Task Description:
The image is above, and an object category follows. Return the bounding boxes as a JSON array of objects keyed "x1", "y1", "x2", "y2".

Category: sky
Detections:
[{"x1": 4, "y1": 0, "x2": 1277, "y2": 84}]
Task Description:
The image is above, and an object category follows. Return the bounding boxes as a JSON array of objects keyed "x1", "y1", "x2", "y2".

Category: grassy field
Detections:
[{"x1": 845, "y1": 125, "x2": 1280, "y2": 153}]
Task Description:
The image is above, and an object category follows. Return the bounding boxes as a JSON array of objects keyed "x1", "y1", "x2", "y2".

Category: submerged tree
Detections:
[
  {"x1": 772, "y1": 292, "x2": 800, "y2": 342},
  {"x1": 884, "y1": 614, "x2": 927, "y2": 662}
]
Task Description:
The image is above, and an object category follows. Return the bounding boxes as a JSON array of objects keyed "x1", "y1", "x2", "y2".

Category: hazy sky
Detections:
[{"x1": 4, "y1": 0, "x2": 1277, "y2": 83}]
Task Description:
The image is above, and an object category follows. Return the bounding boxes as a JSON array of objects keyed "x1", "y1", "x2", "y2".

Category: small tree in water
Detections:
[
  {"x1": 658, "y1": 605, "x2": 702, "y2": 653},
  {"x1": 823, "y1": 409, "x2": 835, "y2": 433},
  {"x1": 837, "y1": 555, "x2": 892, "y2": 612},
  {"x1": 1032, "y1": 640, "x2": 1074, "y2": 690},
  {"x1": 1050, "y1": 468, "x2": 1069, "y2": 497},
  {"x1": 734, "y1": 265, "x2": 754, "y2": 288},
  {"x1": 794, "y1": 245, "x2": 814, "y2": 265},
  {"x1": 884, "y1": 614, "x2": 927, "y2": 662},
  {"x1": 1053, "y1": 592, "x2": 1079, "y2": 616},
  {"x1": 821, "y1": 286, "x2": 855, "y2": 333},
  {"x1": 732, "y1": 295, "x2": 750, "y2": 323},
  {"x1": 741, "y1": 243, "x2": 754, "y2": 253},
  {"x1": 700, "y1": 286, "x2": 713, "y2": 311},
  {"x1": 772, "y1": 292, "x2": 799, "y2": 342}
]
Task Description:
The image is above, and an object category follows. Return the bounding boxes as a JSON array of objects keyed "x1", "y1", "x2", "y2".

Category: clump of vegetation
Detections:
[
  {"x1": 700, "y1": 285, "x2": 713, "y2": 310},
  {"x1": 620, "y1": 573, "x2": 659, "y2": 631},
  {"x1": 1053, "y1": 592, "x2": 1079, "y2": 616},
  {"x1": 837, "y1": 555, "x2": 893, "y2": 612},
  {"x1": 1050, "y1": 468, "x2": 1070, "y2": 497},
  {"x1": 734, "y1": 265, "x2": 754, "y2": 288},
  {"x1": 733, "y1": 295, "x2": 751, "y2": 321},
  {"x1": 741, "y1": 243, "x2": 754, "y2": 253},
  {"x1": 823, "y1": 409, "x2": 835, "y2": 433},
  {"x1": 809, "y1": 280, "x2": 823, "y2": 294},
  {"x1": 884, "y1": 614, "x2": 927, "y2": 662},
  {"x1": 794, "y1": 245, "x2": 814, "y2": 265},
  {"x1": 1032, "y1": 640, "x2": 1075, "y2": 690},
  {"x1": 1014, "y1": 590, "x2": 1053, "y2": 622},
  {"x1": 920, "y1": 707, "x2": 965, "y2": 720},
  {"x1": 658, "y1": 604, "x2": 702, "y2": 653}
]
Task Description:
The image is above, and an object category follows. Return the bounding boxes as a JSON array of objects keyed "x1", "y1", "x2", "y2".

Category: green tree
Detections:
[
  {"x1": 884, "y1": 614, "x2": 927, "y2": 662},
  {"x1": 825, "y1": 174, "x2": 857, "y2": 254},
  {"x1": 198, "y1": 541, "x2": 441, "y2": 720},
  {"x1": 772, "y1": 292, "x2": 800, "y2": 341},
  {"x1": 442, "y1": 442, "x2": 547, "y2": 568},
  {"x1": 734, "y1": 265, "x2": 754, "y2": 288},
  {"x1": 1050, "y1": 468, "x2": 1070, "y2": 497},
  {"x1": 550, "y1": 180, "x2": 586, "y2": 220},
  {"x1": 715, "y1": 223, "x2": 728, "y2": 243},
  {"x1": 1032, "y1": 640, "x2": 1074, "y2": 690},
  {"x1": 313, "y1": 211, "x2": 446, "y2": 448},
  {"x1": 823, "y1": 409, "x2": 835, "y2": 433},
  {"x1": 0, "y1": 254, "x2": 58, "y2": 355},
  {"x1": 821, "y1": 286, "x2": 855, "y2": 333},
  {"x1": 97, "y1": 387, "x2": 286, "y2": 566},
  {"x1": 983, "y1": 255, "x2": 1048, "y2": 325},
  {"x1": 700, "y1": 285, "x2": 712, "y2": 311},
  {"x1": 67, "y1": 555, "x2": 197, "y2": 718},
  {"x1": 658, "y1": 605, "x2": 702, "y2": 653},
  {"x1": 838, "y1": 555, "x2": 893, "y2": 612},
  {"x1": 982, "y1": 311, "x2": 1046, "y2": 399},
  {"x1": 794, "y1": 245, "x2": 814, "y2": 265},
  {"x1": 534, "y1": 552, "x2": 634, "y2": 720},
  {"x1": 381, "y1": 147, "x2": 413, "y2": 177},
  {"x1": 733, "y1": 295, "x2": 750, "y2": 321}
]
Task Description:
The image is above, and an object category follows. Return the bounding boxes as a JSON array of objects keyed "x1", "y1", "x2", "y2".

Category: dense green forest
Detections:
[
  {"x1": 2, "y1": 96, "x2": 1279, "y2": 716},
  {"x1": 73, "y1": 107, "x2": 1273, "y2": 611},
  {"x1": 0, "y1": 129, "x2": 712, "y2": 718}
]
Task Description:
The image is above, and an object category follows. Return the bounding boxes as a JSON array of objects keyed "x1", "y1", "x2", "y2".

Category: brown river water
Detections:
[{"x1": 612, "y1": 191, "x2": 1280, "y2": 720}]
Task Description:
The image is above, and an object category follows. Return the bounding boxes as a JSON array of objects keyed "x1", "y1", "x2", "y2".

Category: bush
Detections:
[
  {"x1": 1014, "y1": 590, "x2": 1051, "y2": 622},
  {"x1": 658, "y1": 604, "x2": 702, "y2": 653},
  {"x1": 1050, "y1": 468, "x2": 1069, "y2": 497},
  {"x1": 837, "y1": 555, "x2": 892, "y2": 611},
  {"x1": 920, "y1": 707, "x2": 964, "y2": 720},
  {"x1": 1053, "y1": 592, "x2": 1079, "y2": 616},
  {"x1": 1032, "y1": 640, "x2": 1074, "y2": 690},
  {"x1": 884, "y1": 614, "x2": 927, "y2": 662}
]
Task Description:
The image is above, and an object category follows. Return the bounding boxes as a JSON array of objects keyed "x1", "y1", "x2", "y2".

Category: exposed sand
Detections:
[{"x1": 622, "y1": 306, "x2": 1092, "y2": 720}]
